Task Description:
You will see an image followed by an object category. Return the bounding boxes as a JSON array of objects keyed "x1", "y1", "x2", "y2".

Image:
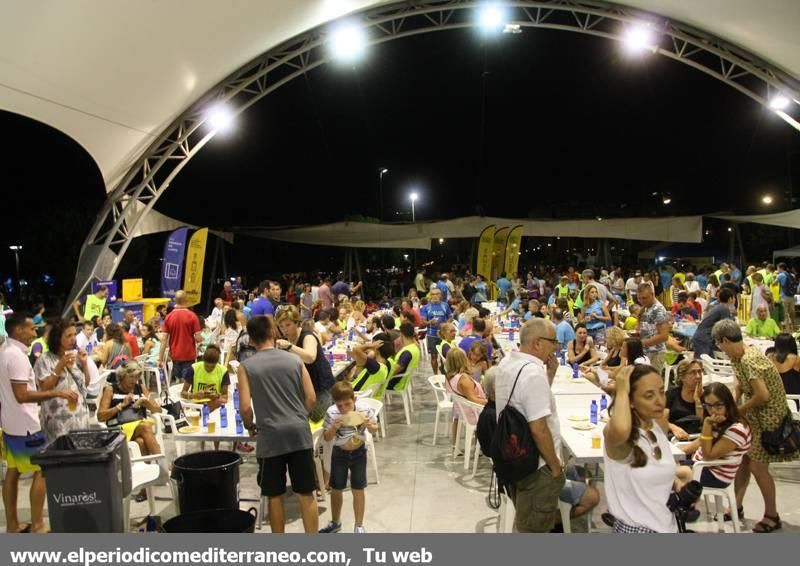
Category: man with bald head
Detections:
[
  {"x1": 745, "y1": 304, "x2": 780, "y2": 339},
  {"x1": 495, "y1": 318, "x2": 565, "y2": 532},
  {"x1": 159, "y1": 290, "x2": 202, "y2": 382}
]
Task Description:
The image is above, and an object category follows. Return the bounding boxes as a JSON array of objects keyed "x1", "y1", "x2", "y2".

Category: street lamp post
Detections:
[
  {"x1": 409, "y1": 192, "x2": 418, "y2": 269},
  {"x1": 9, "y1": 245, "x2": 22, "y2": 294},
  {"x1": 378, "y1": 168, "x2": 388, "y2": 220}
]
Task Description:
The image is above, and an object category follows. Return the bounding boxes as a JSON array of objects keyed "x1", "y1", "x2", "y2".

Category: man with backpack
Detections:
[
  {"x1": 776, "y1": 263, "x2": 797, "y2": 331},
  {"x1": 494, "y1": 317, "x2": 565, "y2": 532}
]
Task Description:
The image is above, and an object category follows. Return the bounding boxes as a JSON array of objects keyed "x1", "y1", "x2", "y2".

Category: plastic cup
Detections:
[
  {"x1": 591, "y1": 430, "x2": 601, "y2": 450},
  {"x1": 67, "y1": 398, "x2": 78, "y2": 412},
  {"x1": 189, "y1": 414, "x2": 200, "y2": 427},
  {"x1": 207, "y1": 421, "x2": 216, "y2": 433}
]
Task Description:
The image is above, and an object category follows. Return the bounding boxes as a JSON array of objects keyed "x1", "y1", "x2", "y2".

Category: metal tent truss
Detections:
[{"x1": 65, "y1": 0, "x2": 800, "y2": 313}]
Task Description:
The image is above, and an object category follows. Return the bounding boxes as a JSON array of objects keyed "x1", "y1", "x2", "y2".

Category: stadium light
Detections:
[
  {"x1": 330, "y1": 23, "x2": 367, "y2": 62},
  {"x1": 769, "y1": 95, "x2": 790, "y2": 111},
  {"x1": 478, "y1": 4, "x2": 505, "y2": 32},
  {"x1": 206, "y1": 104, "x2": 234, "y2": 132},
  {"x1": 762, "y1": 195, "x2": 774, "y2": 205},
  {"x1": 623, "y1": 23, "x2": 656, "y2": 54}
]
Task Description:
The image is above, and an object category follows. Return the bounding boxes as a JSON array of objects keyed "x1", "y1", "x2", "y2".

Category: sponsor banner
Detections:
[
  {"x1": 503, "y1": 225, "x2": 524, "y2": 278},
  {"x1": 475, "y1": 225, "x2": 495, "y2": 280},
  {"x1": 161, "y1": 227, "x2": 189, "y2": 299},
  {"x1": 183, "y1": 228, "x2": 208, "y2": 307}
]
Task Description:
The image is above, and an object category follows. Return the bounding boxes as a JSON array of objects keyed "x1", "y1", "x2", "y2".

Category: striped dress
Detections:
[{"x1": 692, "y1": 421, "x2": 752, "y2": 483}]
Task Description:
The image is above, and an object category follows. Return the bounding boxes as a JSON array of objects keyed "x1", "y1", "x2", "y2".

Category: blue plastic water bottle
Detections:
[
  {"x1": 220, "y1": 405, "x2": 228, "y2": 428},
  {"x1": 235, "y1": 412, "x2": 244, "y2": 435},
  {"x1": 600, "y1": 394, "x2": 608, "y2": 412},
  {"x1": 508, "y1": 327, "x2": 513, "y2": 341},
  {"x1": 233, "y1": 387, "x2": 240, "y2": 411},
  {"x1": 349, "y1": 330, "x2": 354, "y2": 341},
  {"x1": 590, "y1": 400, "x2": 598, "y2": 425},
  {"x1": 572, "y1": 362, "x2": 579, "y2": 379},
  {"x1": 559, "y1": 350, "x2": 566, "y2": 366},
  {"x1": 202, "y1": 404, "x2": 209, "y2": 427}
]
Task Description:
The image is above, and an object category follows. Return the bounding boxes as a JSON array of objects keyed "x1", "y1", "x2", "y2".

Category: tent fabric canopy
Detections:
[
  {"x1": 2, "y1": 1, "x2": 799, "y2": 196},
  {"x1": 245, "y1": 215, "x2": 703, "y2": 249},
  {"x1": 773, "y1": 244, "x2": 800, "y2": 261},
  {"x1": 711, "y1": 209, "x2": 800, "y2": 230}
]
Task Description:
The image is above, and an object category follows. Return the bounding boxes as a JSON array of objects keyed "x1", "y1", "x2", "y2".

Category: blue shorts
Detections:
[
  {"x1": 330, "y1": 446, "x2": 367, "y2": 490},
  {"x1": 559, "y1": 466, "x2": 587, "y2": 505},
  {"x1": 426, "y1": 335, "x2": 441, "y2": 354}
]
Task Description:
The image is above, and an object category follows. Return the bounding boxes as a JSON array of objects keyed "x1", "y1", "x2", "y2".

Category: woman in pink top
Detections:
[{"x1": 444, "y1": 349, "x2": 487, "y2": 447}]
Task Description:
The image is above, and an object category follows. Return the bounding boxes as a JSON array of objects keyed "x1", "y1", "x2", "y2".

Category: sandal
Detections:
[
  {"x1": 722, "y1": 506, "x2": 743, "y2": 522},
  {"x1": 752, "y1": 514, "x2": 782, "y2": 533}
]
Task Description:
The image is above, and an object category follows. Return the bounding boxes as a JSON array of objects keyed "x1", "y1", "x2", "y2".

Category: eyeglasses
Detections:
[
  {"x1": 643, "y1": 430, "x2": 662, "y2": 460},
  {"x1": 703, "y1": 402, "x2": 726, "y2": 410},
  {"x1": 536, "y1": 336, "x2": 560, "y2": 345}
]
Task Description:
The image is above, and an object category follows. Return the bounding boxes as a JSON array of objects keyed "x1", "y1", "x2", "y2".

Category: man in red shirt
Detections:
[
  {"x1": 120, "y1": 321, "x2": 140, "y2": 357},
  {"x1": 159, "y1": 290, "x2": 201, "y2": 382}
]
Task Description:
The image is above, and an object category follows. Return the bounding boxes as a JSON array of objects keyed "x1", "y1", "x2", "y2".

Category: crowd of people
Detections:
[{"x1": 0, "y1": 257, "x2": 798, "y2": 534}]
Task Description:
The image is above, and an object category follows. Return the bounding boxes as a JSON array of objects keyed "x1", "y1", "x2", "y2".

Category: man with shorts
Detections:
[
  {"x1": 420, "y1": 288, "x2": 452, "y2": 375},
  {"x1": 1, "y1": 312, "x2": 78, "y2": 533},
  {"x1": 237, "y1": 315, "x2": 318, "y2": 533},
  {"x1": 159, "y1": 290, "x2": 202, "y2": 382}
]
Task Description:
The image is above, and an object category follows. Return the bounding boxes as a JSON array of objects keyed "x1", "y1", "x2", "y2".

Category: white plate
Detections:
[{"x1": 571, "y1": 422, "x2": 595, "y2": 431}]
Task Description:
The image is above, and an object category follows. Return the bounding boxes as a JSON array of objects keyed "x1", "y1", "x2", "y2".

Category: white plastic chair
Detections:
[
  {"x1": 358, "y1": 397, "x2": 386, "y2": 440},
  {"x1": 452, "y1": 396, "x2": 484, "y2": 471},
  {"x1": 700, "y1": 354, "x2": 735, "y2": 383},
  {"x1": 122, "y1": 441, "x2": 173, "y2": 530},
  {"x1": 692, "y1": 460, "x2": 740, "y2": 533},
  {"x1": 427, "y1": 375, "x2": 452, "y2": 446},
  {"x1": 383, "y1": 373, "x2": 413, "y2": 425},
  {"x1": 355, "y1": 384, "x2": 377, "y2": 399}
]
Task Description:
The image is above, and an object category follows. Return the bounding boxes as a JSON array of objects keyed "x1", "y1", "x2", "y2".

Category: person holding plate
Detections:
[{"x1": 319, "y1": 380, "x2": 378, "y2": 534}]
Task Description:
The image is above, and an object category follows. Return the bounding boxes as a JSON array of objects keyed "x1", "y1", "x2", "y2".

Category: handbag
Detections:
[
  {"x1": 160, "y1": 388, "x2": 187, "y2": 433},
  {"x1": 761, "y1": 411, "x2": 800, "y2": 456}
]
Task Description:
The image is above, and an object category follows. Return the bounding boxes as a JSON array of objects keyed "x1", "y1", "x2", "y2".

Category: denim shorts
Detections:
[{"x1": 330, "y1": 446, "x2": 368, "y2": 490}]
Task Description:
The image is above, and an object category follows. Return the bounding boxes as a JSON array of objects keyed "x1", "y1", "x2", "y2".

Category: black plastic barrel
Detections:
[
  {"x1": 162, "y1": 507, "x2": 257, "y2": 533},
  {"x1": 171, "y1": 450, "x2": 241, "y2": 514}
]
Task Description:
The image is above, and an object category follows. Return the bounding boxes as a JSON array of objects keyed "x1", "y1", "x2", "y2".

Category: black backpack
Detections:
[
  {"x1": 782, "y1": 272, "x2": 797, "y2": 297},
  {"x1": 236, "y1": 329, "x2": 257, "y2": 363},
  {"x1": 490, "y1": 362, "x2": 540, "y2": 485}
]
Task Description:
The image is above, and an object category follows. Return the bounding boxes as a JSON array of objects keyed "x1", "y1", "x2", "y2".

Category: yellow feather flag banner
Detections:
[
  {"x1": 504, "y1": 225, "x2": 524, "y2": 277},
  {"x1": 183, "y1": 228, "x2": 208, "y2": 307},
  {"x1": 491, "y1": 226, "x2": 510, "y2": 281},
  {"x1": 476, "y1": 225, "x2": 496, "y2": 281}
]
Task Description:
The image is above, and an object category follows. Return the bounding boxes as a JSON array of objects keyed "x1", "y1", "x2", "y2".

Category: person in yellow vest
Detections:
[
  {"x1": 743, "y1": 265, "x2": 757, "y2": 294},
  {"x1": 72, "y1": 285, "x2": 109, "y2": 322},
  {"x1": 435, "y1": 322, "x2": 458, "y2": 364},
  {"x1": 745, "y1": 305, "x2": 781, "y2": 339},
  {"x1": 180, "y1": 344, "x2": 229, "y2": 411},
  {"x1": 348, "y1": 332, "x2": 395, "y2": 400},
  {"x1": 27, "y1": 322, "x2": 51, "y2": 365},
  {"x1": 758, "y1": 264, "x2": 775, "y2": 286},
  {"x1": 555, "y1": 275, "x2": 571, "y2": 299},
  {"x1": 387, "y1": 322, "x2": 421, "y2": 390}
]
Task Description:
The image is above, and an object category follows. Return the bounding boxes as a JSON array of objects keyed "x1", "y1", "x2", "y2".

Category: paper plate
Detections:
[
  {"x1": 193, "y1": 398, "x2": 212, "y2": 404},
  {"x1": 571, "y1": 422, "x2": 595, "y2": 431},
  {"x1": 341, "y1": 412, "x2": 365, "y2": 427},
  {"x1": 179, "y1": 426, "x2": 201, "y2": 434},
  {"x1": 568, "y1": 415, "x2": 588, "y2": 422},
  {"x1": 569, "y1": 378, "x2": 588, "y2": 384}
]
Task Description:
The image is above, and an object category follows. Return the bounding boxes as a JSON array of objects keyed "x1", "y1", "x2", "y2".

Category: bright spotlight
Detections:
[
  {"x1": 330, "y1": 24, "x2": 367, "y2": 62},
  {"x1": 662, "y1": 196, "x2": 671, "y2": 205},
  {"x1": 762, "y1": 195, "x2": 774, "y2": 205},
  {"x1": 623, "y1": 24, "x2": 656, "y2": 53},
  {"x1": 439, "y1": 238, "x2": 445, "y2": 244},
  {"x1": 409, "y1": 192, "x2": 419, "y2": 202},
  {"x1": 207, "y1": 105, "x2": 234, "y2": 132},
  {"x1": 769, "y1": 95, "x2": 791, "y2": 111},
  {"x1": 727, "y1": 227, "x2": 733, "y2": 232},
  {"x1": 478, "y1": 4, "x2": 504, "y2": 31}
]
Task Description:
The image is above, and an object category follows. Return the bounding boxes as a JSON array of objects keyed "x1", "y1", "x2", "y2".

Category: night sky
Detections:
[{"x1": 2, "y1": 25, "x2": 798, "y2": 300}]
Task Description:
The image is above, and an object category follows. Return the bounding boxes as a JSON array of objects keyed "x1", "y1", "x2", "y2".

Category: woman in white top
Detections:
[{"x1": 604, "y1": 365, "x2": 678, "y2": 533}]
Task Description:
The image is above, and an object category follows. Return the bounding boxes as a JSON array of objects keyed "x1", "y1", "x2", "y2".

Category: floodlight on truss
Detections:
[
  {"x1": 206, "y1": 104, "x2": 234, "y2": 132},
  {"x1": 478, "y1": 4, "x2": 505, "y2": 31},
  {"x1": 769, "y1": 95, "x2": 791, "y2": 111},
  {"x1": 330, "y1": 23, "x2": 367, "y2": 62},
  {"x1": 623, "y1": 23, "x2": 657, "y2": 54}
]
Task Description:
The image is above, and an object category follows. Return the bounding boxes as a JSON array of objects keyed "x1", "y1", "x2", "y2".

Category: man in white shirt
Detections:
[
  {"x1": 209, "y1": 297, "x2": 225, "y2": 329},
  {"x1": 0, "y1": 313, "x2": 77, "y2": 533},
  {"x1": 625, "y1": 271, "x2": 643, "y2": 303},
  {"x1": 495, "y1": 318, "x2": 565, "y2": 532}
]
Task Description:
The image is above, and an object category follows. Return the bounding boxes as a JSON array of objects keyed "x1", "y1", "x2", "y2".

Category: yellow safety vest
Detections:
[
  {"x1": 191, "y1": 362, "x2": 226, "y2": 394},
  {"x1": 84, "y1": 294, "x2": 107, "y2": 321}
]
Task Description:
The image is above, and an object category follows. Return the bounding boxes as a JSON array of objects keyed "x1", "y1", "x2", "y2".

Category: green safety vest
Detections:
[
  {"x1": 28, "y1": 337, "x2": 49, "y2": 356},
  {"x1": 573, "y1": 285, "x2": 587, "y2": 309},
  {"x1": 84, "y1": 294, "x2": 107, "y2": 321},
  {"x1": 435, "y1": 339, "x2": 455, "y2": 360},
  {"x1": 555, "y1": 284, "x2": 570, "y2": 298},
  {"x1": 337, "y1": 319, "x2": 347, "y2": 331},
  {"x1": 391, "y1": 342, "x2": 421, "y2": 380},
  {"x1": 191, "y1": 361, "x2": 226, "y2": 394},
  {"x1": 353, "y1": 361, "x2": 389, "y2": 400}
]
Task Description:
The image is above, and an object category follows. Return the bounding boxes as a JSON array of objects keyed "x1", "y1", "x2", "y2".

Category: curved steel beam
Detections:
[{"x1": 64, "y1": 0, "x2": 800, "y2": 314}]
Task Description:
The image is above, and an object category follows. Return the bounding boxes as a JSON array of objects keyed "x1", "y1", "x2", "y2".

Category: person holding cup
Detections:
[{"x1": 33, "y1": 318, "x2": 89, "y2": 442}]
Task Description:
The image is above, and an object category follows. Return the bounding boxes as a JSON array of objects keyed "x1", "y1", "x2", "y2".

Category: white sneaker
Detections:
[{"x1": 354, "y1": 525, "x2": 367, "y2": 534}]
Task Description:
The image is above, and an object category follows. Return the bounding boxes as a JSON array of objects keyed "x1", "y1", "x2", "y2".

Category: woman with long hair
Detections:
[
  {"x1": 769, "y1": 333, "x2": 800, "y2": 395},
  {"x1": 94, "y1": 322, "x2": 131, "y2": 368},
  {"x1": 604, "y1": 365, "x2": 678, "y2": 533},
  {"x1": 444, "y1": 348, "x2": 487, "y2": 447},
  {"x1": 141, "y1": 322, "x2": 161, "y2": 367},
  {"x1": 581, "y1": 285, "x2": 610, "y2": 345},
  {"x1": 567, "y1": 324, "x2": 599, "y2": 367}
]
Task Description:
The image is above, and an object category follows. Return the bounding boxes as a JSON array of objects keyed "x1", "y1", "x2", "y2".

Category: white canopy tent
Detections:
[
  {"x1": 773, "y1": 244, "x2": 800, "y2": 261},
  {"x1": 711, "y1": 209, "x2": 800, "y2": 230},
  {"x1": 245, "y1": 215, "x2": 703, "y2": 248}
]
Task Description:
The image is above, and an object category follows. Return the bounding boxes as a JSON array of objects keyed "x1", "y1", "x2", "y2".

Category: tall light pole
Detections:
[
  {"x1": 409, "y1": 192, "x2": 418, "y2": 269},
  {"x1": 378, "y1": 168, "x2": 388, "y2": 220},
  {"x1": 9, "y1": 245, "x2": 22, "y2": 292}
]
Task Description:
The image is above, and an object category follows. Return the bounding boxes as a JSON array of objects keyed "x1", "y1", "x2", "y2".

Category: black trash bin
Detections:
[
  {"x1": 171, "y1": 451, "x2": 241, "y2": 514},
  {"x1": 162, "y1": 507, "x2": 257, "y2": 533},
  {"x1": 31, "y1": 429, "x2": 131, "y2": 532}
]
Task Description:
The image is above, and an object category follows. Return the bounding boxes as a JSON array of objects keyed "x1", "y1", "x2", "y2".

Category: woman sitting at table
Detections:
[
  {"x1": 435, "y1": 322, "x2": 458, "y2": 362},
  {"x1": 769, "y1": 333, "x2": 800, "y2": 395},
  {"x1": 466, "y1": 340, "x2": 490, "y2": 383},
  {"x1": 600, "y1": 327, "x2": 626, "y2": 371},
  {"x1": 663, "y1": 359, "x2": 704, "y2": 440},
  {"x1": 567, "y1": 324, "x2": 599, "y2": 368},
  {"x1": 348, "y1": 332, "x2": 394, "y2": 398},
  {"x1": 585, "y1": 337, "x2": 648, "y2": 393},
  {"x1": 276, "y1": 305, "x2": 335, "y2": 422},
  {"x1": 603, "y1": 365, "x2": 679, "y2": 533},
  {"x1": 444, "y1": 348, "x2": 487, "y2": 447},
  {"x1": 141, "y1": 322, "x2": 161, "y2": 367},
  {"x1": 93, "y1": 322, "x2": 131, "y2": 368},
  {"x1": 180, "y1": 344, "x2": 230, "y2": 411}
]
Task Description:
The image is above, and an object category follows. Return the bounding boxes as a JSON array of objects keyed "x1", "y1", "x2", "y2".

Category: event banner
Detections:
[
  {"x1": 161, "y1": 227, "x2": 189, "y2": 299},
  {"x1": 183, "y1": 228, "x2": 208, "y2": 307},
  {"x1": 503, "y1": 224, "x2": 523, "y2": 277},
  {"x1": 0, "y1": 533, "x2": 783, "y2": 566},
  {"x1": 490, "y1": 226, "x2": 509, "y2": 282},
  {"x1": 475, "y1": 225, "x2": 495, "y2": 280}
]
